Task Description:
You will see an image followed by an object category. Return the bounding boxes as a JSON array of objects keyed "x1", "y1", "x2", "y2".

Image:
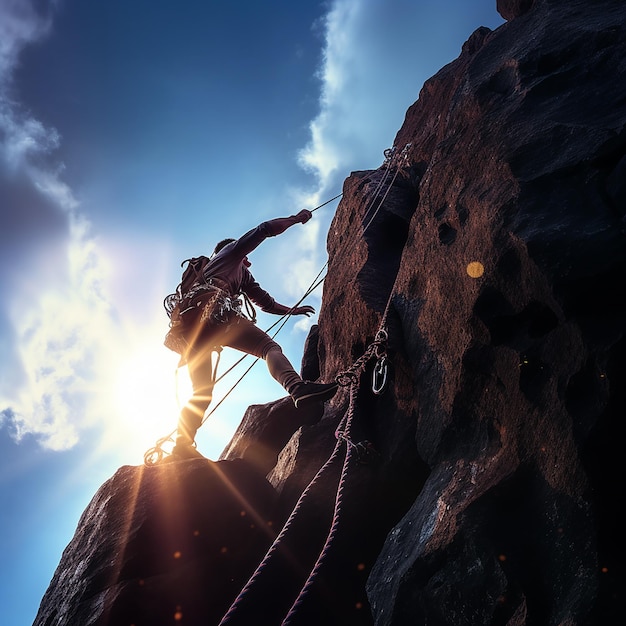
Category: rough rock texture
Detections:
[
  {"x1": 34, "y1": 459, "x2": 278, "y2": 626},
  {"x1": 34, "y1": 1, "x2": 625, "y2": 624}
]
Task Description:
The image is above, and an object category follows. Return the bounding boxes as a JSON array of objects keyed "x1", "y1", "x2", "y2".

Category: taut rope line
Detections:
[
  {"x1": 217, "y1": 144, "x2": 410, "y2": 620},
  {"x1": 144, "y1": 143, "x2": 408, "y2": 463}
]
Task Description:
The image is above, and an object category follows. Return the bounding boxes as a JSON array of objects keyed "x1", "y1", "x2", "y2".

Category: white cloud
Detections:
[
  {"x1": 1, "y1": 205, "x2": 118, "y2": 450},
  {"x1": 298, "y1": 0, "x2": 400, "y2": 193},
  {"x1": 0, "y1": 0, "x2": 123, "y2": 451},
  {"x1": 289, "y1": 0, "x2": 502, "y2": 309}
]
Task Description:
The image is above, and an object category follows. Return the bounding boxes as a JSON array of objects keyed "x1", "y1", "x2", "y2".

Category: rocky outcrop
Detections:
[{"x1": 34, "y1": 0, "x2": 625, "y2": 624}]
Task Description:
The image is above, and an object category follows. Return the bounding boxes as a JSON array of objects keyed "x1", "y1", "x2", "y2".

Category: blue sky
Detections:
[{"x1": 0, "y1": 1, "x2": 504, "y2": 623}]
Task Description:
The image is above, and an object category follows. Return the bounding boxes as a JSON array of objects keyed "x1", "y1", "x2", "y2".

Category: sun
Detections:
[{"x1": 108, "y1": 339, "x2": 193, "y2": 458}]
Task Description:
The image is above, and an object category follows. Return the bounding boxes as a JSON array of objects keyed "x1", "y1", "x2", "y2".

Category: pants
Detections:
[{"x1": 177, "y1": 316, "x2": 302, "y2": 444}]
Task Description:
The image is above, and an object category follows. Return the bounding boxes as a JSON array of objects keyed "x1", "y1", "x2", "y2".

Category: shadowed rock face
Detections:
[{"x1": 34, "y1": 1, "x2": 625, "y2": 625}]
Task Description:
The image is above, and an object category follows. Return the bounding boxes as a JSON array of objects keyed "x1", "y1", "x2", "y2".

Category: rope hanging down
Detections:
[{"x1": 218, "y1": 324, "x2": 389, "y2": 626}]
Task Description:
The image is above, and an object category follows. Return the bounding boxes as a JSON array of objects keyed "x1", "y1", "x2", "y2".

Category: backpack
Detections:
[{"x1": 163, "y1": 256, "x2": 211, "y2": 319}]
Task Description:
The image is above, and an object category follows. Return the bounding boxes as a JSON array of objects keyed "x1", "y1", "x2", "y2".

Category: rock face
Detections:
[{"x1": 34, "y1": 1, "x2": 625, "y2": 624}]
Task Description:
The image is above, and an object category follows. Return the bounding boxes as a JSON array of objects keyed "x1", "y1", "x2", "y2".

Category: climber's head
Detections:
[
  {"x1": 212, "y1": 237, "x2": 251, "y2": 266},
  {"x1": 213, "y1": 238, "x2": 235, "y2": 256}
]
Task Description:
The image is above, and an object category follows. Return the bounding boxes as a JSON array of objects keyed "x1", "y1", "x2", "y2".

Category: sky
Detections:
[{"x1": 0, "y1": 1, "x2": 504, "y2": 623}]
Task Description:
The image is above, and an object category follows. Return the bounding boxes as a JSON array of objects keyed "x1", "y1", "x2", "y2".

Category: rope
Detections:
[
  {"x1": 281, "y1": 382, "x2": 359, "y2": 625},
  {"x1": 310, "y1": 191, "x2": 343, "y2": 213},
  {"x1": 217, "y1": 412, "x2": 349, "y2": 625},
  {"x1": 144, "y1": 146, "x2": 407, "y2": 465},
  {"x1": 361, "y1": 144, "x2": 411, "y2": 233},
  {"x1": 218, "y1": 333, "x2": 383, "y2": 626}
]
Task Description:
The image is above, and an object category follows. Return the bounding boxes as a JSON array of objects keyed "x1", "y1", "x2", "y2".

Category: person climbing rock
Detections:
[{"x1": 164, "y1": 209, "x2": 338, "y2": 459}]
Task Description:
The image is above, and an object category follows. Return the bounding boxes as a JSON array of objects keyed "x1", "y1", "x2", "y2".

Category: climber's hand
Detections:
[
  {"x1": 294, "y1": 209, "x2": 312, "y2": 224},
  {"x1": 292, "y1": 305, "x2": 315, "y2": 317}
]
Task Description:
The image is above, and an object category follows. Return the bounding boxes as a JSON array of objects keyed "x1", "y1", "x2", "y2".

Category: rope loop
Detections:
[
  {"x1": 336, "y1": 371, "x2": 358, "y2": 387},
  {"x1": 143, "y1": 434, "x2": 175, "y2": 466},
  {"x1": 335, "y1": 325, "x2": 389, "y2": 394}
]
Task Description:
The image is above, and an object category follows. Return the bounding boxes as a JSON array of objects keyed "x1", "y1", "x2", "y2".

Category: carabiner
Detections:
[{"x1": 372, "y1": 356, "x2": 389, "y2": 395}]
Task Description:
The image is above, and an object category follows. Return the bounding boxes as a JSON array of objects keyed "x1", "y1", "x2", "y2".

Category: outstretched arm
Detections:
[{"x1": 265, "y1": 209, "x2": 312, "y2": 237}]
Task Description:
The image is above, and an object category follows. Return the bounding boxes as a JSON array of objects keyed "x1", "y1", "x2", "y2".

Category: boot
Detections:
[
  {"x1": 171, "y1": 409, "x2": 205, "y2": 460},
  {"x1": 171, "y1": 440, "x2": 205, "y2": 460},
  {"x1": 290, "y1": 381, "x2": 339, "y2": 409},
  {"x1": 265, "y1": 345, "x2": 338, "y2": 408}
]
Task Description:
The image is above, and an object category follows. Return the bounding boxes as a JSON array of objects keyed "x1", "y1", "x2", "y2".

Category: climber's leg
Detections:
[
  {"x1": 222, "y1": 319, "x2": 338, "y2": 408},
  {"x1": 172, "y1": 342, "x2": 216, "y2": 458}
]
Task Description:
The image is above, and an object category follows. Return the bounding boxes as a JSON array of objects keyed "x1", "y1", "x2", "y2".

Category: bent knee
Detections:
[{"x1": 262, "y1": 342, "x2": 282, "y2": 360}]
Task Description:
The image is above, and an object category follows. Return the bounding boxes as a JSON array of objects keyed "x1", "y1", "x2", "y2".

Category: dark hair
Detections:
[{"x1": 213, "y1": 238, "x2": 235, "y2": 256}]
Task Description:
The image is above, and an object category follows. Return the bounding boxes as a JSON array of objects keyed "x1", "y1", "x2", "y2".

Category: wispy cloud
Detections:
[
  {"x1": 0, "y1": 1, "x2": 119, "y2": 450},
  {"x1": 285, "y1": 0, "x2": 497, "y2": 308},
  {"x1": 0, "y1": 1, "x2": 52, "y2": 83},
  {"x1": 282, "y1": 0, "x2": 402, "y2": 308}
]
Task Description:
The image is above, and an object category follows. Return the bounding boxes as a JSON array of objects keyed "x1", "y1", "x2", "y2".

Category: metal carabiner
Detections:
[{"x1": 372, "y1": 356, "x2": 389, "y2": 395}]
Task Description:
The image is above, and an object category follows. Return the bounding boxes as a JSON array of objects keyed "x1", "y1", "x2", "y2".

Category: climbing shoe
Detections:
[
  {"x1": 291, "y1": 381, "x2": 338, "y2": 409},
  {"x1": 171, "y1": 442, "x2": 206, "y2": 460}
]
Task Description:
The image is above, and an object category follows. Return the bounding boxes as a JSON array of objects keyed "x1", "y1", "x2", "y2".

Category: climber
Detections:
[{"x1": 165, "y1": 209, "x2": 338, "y2": 459}]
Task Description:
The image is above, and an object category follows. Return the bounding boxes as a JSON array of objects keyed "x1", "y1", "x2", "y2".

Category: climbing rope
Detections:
[
  {"x1": 217, "y1": 325, "x2": 389, "y2": 626},
  {"x1": 217, "y1": 145, "x2": 412, "y2": 621},
  {"x1": 281, "y1": 382, "x2": 359, "y2": 625},
  {"x1": 310, "y1": 191, "x2": 343, "y2": 213},
  {"x1": 361, "y1": 143, "x2": 411, "y2": 233},
  {"x1": 144, "y1": 145, "x2": 408, "y2": 465}
]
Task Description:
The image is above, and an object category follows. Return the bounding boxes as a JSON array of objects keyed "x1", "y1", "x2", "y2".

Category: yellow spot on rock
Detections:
[{"x1": 467, "y1": 261, "x2": 485, "y2": 278}]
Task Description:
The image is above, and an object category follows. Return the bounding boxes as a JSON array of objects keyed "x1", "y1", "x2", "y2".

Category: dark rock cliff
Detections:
[{"x1": 34, "y1": 1, "x2": 625, "y2": 624}]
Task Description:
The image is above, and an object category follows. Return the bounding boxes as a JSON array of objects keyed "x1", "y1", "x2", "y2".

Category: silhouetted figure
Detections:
[{"x1": 164, "y1": 210, "x2": 337, "y2": 459}]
